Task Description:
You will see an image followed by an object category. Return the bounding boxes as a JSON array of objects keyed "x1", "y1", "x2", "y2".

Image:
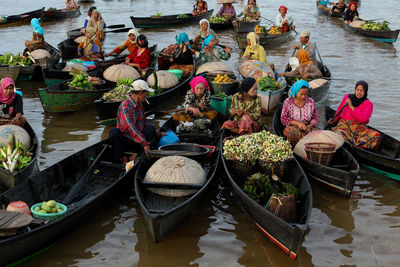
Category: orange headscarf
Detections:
[{"x1": 297, "y1": 49, "x2": 313, "y2": 67}]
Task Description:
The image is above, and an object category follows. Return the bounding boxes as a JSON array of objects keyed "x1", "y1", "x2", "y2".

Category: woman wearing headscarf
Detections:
[
  {"x1": 77, "y1": 27, "x2": 102, "y2": 60},
  {"x1": 343, "y1": 2, "x2": 359, "y2": 24},
  {"x1": 0, "y1": 78, "x2": 26, "y2": 127},
  {"x1": 217, "y1": 3, "x2": 236, "y2": 20},
  {"x1": 192, "y1": 0, "x2": 208, "y2": 16},
  {"x1": 83, "y1": 6, "x2": 97, "y2": 28},
  {"x1": 25, "y1": 18, "x2": 45, "y2": 52},
  {"x1": 87, "y1": 9, "x2": 105, "y2": 41},
  {"x1": 279, "y1": 49, "x2": 322, "y2": 79},
  {"x1": 168, "y1": 33, "x2": 194, "y2": 78},
  {"x1": 330, "y1": 0, "x2": 346, "y2": 15},
  {"x1": 199, "y1": 35, "x2": 231, "y2": 64},
  {"x1": 104, "y1": 29, "x2": 139, "y2": 57},
  {"x1": 65, "y1": 0, "x2": 79, "y2": 11},
  {"x1": 173, "y1": 76, "x2": 217, "y2": 121},
  {"x1": 221, "y1": 77, "x2": 261, "y2": 135},
  {"x1": 125, "y1": 34, "x2": 151, "y2": 73},
  {"x1": 242, "y1": 32, "x2": 267, "y2": 63},
  {"x1": 275, "y1": 5, "x2": 295, "y2": 33},
  {"x1": 281, "y1": 80, "x2": 318, "y2": 146},
  {"x1": 193, "y1": 19, "x2": 219, "y2": 51},
  {"x1": 328, "y1": 81, "x2": 381, "y2": 149},
  {"x1": 239, "y1": 0, "x2": 260, "y2": 20}
]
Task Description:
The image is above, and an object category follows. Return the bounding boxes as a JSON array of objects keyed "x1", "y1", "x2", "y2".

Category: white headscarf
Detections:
[{"x1": 199, "y1": 19, "x2": 210, "y2": 36}]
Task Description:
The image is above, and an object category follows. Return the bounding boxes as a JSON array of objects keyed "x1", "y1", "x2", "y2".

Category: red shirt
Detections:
[{"x1": 127, "y1": 46, "x2": 151, "y2": 69}]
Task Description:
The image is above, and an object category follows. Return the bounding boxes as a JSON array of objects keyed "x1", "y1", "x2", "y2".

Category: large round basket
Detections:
[
  {"x1": 30, "y1": 203, "x2": 67, "y2": 222},
  {"x1": 258, "y1": 158, "x2": 291, "y2": 178},
  {"x1": 228, "y1": 159, "x2": 254, "y2": 178},
  {"x1": 304, "y1": 142, "x2": 336, "y2": 166}
]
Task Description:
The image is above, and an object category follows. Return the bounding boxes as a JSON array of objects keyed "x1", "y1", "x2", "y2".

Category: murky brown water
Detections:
[{"x1": 1, "y1": 0, "x2": 400, "y2": 266}]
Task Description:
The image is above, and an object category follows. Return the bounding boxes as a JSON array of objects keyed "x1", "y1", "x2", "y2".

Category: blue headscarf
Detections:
[
  {"x1": 175, "y1": 33, "x2": 191, "y2": 48},
  {"x1": 202, "y1": 35, "x2": 215, "y2": 49},
  {"x1": 289, "y1": 80, "x2": 309, "y2": 98},
  {"x1": 31, "y1": 18, "x2": 44, "y2": 35}
]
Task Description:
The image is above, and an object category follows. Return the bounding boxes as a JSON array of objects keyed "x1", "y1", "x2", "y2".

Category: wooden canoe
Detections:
[
  {"x1": 210, "y1": 21, "x2": 233, "y2": 31},
  {"x1": 257, "y1": 78, "x2": 287, "y2": 114},
  {"x1": 316, "y1": 4, "x2": 343, "y2": 18},
  {"x1": 135, "y1": 117, "x2": 220, "y2": 242},
  {"x1": 325, "y1": 106, "x2": 400, "y2": 181},
  {"x1": 130, "y1": 9, "x2": 213, "y2": 28},
  {"x1": 57, "y1": 37, "x2": 79, "y2": 61},
  {"x1": 0, "y1": 139, "x2": 144, "y2": 265},
  {"x1": 0, "y1": 122, "x2": 39, "y2": 189},
  {"x1": 0, "y1": 8, "x2": 44, "y2": 28},
  {"x1": 41, "y1": 7, "x2": 81, "y2": 21},
  {"x1": 235, "y1": 30, "x2": 294, "y2": 50},
  {"x1": 220, "y1": 129, "x2": 312, "y2": 259},
  {"x1": 233, "y1": 19, "x2": 260, "y2": 33},
  {"x1": 343, "y1": 21, "x2": 400, "y2": 43},
  {"x1": 272, "y1": 104, "x2": 359, "y2": 196},
  {"x1": 94, "y1": 56, "x2": 195, "y2": 124}
]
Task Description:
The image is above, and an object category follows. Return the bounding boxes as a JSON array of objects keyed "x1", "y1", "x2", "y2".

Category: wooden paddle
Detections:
[
  {"x1": 63, "y1": 144, "x2": 109, "y2": 204},
  {"x1": 105, "y1": 24, "x2": 125, "y2": 29},
  {"x1": 314, "y1": 43, "x2": 328, "y2": 74},
  {"x1": 189, "y1": 39, "x2": 227, "y2": 49},
  {"x1": 325, "y1": 103, "x2": 348, "y2": 130},
  {"x1": 104, "y1": 27, "x2": 131, "y2": 33}
]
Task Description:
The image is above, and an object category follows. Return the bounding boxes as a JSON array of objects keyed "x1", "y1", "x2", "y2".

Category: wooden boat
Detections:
[
  {"x1": 0, "y1": 65, "x2": 20, "y2": 81},
  {"x1": 34, "y1": 42, "x2": 62, "y2": 70},
  {"x1": 210, "y1": 21, "x2": 233, "y2": 31},
  {"x1": 325, "y1": 106, "x2": 400, "y2": 181},
  {"x1": 220, "y1": 129, "x2": 312, "y2": 259},
  {"x1": 0, "y1": 139, "x2": 144, "y2": 266},
  {"x1": 0, "y1": 8, "x2": 44, "y2": 28},
  {"x1": 41, "y1": 6, "x2": 81, "y2": 21},
  {"x1": 135, "y1": 117, "x2": 220, "y2": 242},
  {"x1": 38, "y1": 67, "x2": 114, "y2": 113},
  {"x1": 233, "y1": 19, "x2": 260, "y2": 33},
  {"x1": 0, "y1": 122, "x2": 39, "y2": 189},
  {"x1": 343, "y1": 21, "x2": 400, "y2": 43},
  {"x1": 316, "y1": 4, "x2": 343, "y2": 18},
  {"x1": 272, "y1": 104, "x2": 359, "y2": 196},
  {"x1": 235, "y1": 30, "x2": 294, "y2": 50},
  {"x1": 130, "y1": 9, "x2": 213, "y2": 28},
  {"x1": 66, "y1": 28, "x2": 82, "y2": 39},
  {"x1": 257, "y1": 78, "x2": 287, "y2": 114},
  {"x1": 94, "y1": 56, "x2": 195, "y2": 124},
  {"x1": 57, "y1": 37, "x2": 79, "y2": 61}
]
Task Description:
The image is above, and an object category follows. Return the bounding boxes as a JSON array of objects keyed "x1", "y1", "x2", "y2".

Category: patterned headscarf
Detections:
[
  {"x1": 190, "y1": 76, "x2": 210, "y2": 94},
  {"x1": 297, "y1": 49, "x2": 313, "y2": 67},
  {"x1": 31, "y1": 18, "x2": 43, "y2": 35},
  {"x1": 136, "y1": 34, "x2": 148, "y2": 48},
  {"x1": 289, "y1": 80, "x2": 309, "y2": 98},
  {"x1": 202, "y1": 35, "x2": 215, "y2": 49},
  {"x1": 0, "y1": 78, "x2": 16, "y2": 105},
  {"x1": 175, "y1": 33, "x2": 191, "y2": 48}
]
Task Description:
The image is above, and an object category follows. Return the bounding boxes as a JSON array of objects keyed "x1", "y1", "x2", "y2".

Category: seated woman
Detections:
[
  {"x1": 242, "y1": 32, "x2": 267, "y2": 64},
  {"x1": 316, "y1": 0, "x2": 332, "y2": 8},
  {"x1": 87, "y1": 9, "x2": 105, "y2": 41},
  {"x1": 77, "y1": 27, "x2": 102, "y2": 60},
  {"x1": 173, "y1": 76, "x2": 217, "y2": 121},
  {"x1": 192, "y1": 0, "x2": 208, "y2": 16},
  {"x1": 193, "y1": 19, "x2": 219, "y2": 51},
  {"x1": 281, "y1": 80, "x2": 318, "y2": 146},
  {"x1": 169, "y1": 33, "x2": 194, "y2": 78},
  {"x1": 221, "y1": 77, "x2": 261, "y2": 135},
  {"x1": 217, "y1": 3, "x2": 236, "y2": 20},
  {"x1": 239, "y1": 0, "x2": 260, "y2": 20},
  {"x1": 328, "y1": 81, "x2": 381, "y2": 149},
  {"x1": 330, "y1": 0, "x2": 346, "y2": 14},
  {"x1": 83, "y1": 6, "x2": 96, "y2": 28},
  {"x1": 279, "y1": 49, "x2": 322, "y2": 79},
  {"x1": 65, "y1": 0, "x2": 79, "y2": 11},
  {"x1": 104, "y1": 29, "x2": 138, "y2": 57},
  {"x1": 199, "y1": 35, "x2": 231, "y2": 64},
  {"x1": 25, "y1": 18, "x2": 45, "y2": 52},
  {"x1": 125, "y1": 34, "x2": 151, "y2": 74},
  {"x1": 343, "y1": 2, "x2": 359, "y2": 24},
  {"x1": 0, "y1": 78, "x2": 26, "y2": 127},
  {"x1": 275, "y1": 5, "x2": 295, "y2": 33}
]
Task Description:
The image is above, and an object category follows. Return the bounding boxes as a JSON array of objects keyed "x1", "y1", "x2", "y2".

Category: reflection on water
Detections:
[{"x1": 1, "y1": 0, "x2": 399, "y2": 266}]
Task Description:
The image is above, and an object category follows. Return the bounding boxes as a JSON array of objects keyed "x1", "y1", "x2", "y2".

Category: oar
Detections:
[
  {"x1": 189, "y1": 39, "x2": 227, "y2": 49},
  {"x1": 63, "y1": 144, "x2": 109, "y2": 204},
  {"x1": 323, "y1": 77, "x2": 353, "y2": 81},
  {"x1": 105, "y1": 24, "x2": 125, "y2": 29},
  {"x1": 325, "y1": 103, "x2": 347, "y2": 129},
  {"x1": 314, "y1": 42, "x2": 328, "y2": 74},
  {"x1": 104, "y1": 27, "x2": 131, "y2": 33},
  {"x1": 261, "y1": 16, "x2": 274, "y2": 24}
]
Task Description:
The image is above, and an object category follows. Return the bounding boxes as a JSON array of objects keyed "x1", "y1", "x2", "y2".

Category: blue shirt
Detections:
[{"x1": 317, "y1": 0, "x2": 331, "y2": 6}]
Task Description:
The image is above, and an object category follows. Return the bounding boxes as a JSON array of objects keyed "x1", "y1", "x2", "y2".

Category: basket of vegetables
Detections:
[
  {"x1": 31, "y1": 200, "x2": 67, "y2": 221},
  {"x1": 361, "y1": 20, "x2": 390, "y2": 31},
  {"x1": 210, "y1": 73, "x2": 238, "y2": 95}
]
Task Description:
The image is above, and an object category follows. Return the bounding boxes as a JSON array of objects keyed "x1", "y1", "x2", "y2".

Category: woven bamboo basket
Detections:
[
  {"x1": 304, "y1": 142, "x2": 336, "y2": 166},
  {"x1": 265, "y1": 193, "x2": 297, "y2": 222}
]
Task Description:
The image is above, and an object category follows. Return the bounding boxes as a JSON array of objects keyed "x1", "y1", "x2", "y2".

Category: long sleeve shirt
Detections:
[
  {"x1": 281, "y1": 97, "x2": 318, "y2": 126},
  {"x1": 117, "y1": 97, "x2": 149, "y2": 146},
  {"x1": 183, "y1": 89, "x2": 211, "y2": 111},
  {"x1": 127, "y1": 47, "x2": 151, "y2": 69},
  {"x1": 284, "y1": 63, "x2": 322, "y2": 78},
  {"x1": 335, "y1": 94, "x2": 373, "y2": 124},
  {"x1": 242, "y1": 44, "x2": 267, "y2": 63},
  {"x1": 343, "y1": 9, "x2": 359, "y2": 23},
  {"x1": 218, "y1": 6, "x2": 236, "y2": 16},
  {"x1": 111, "y1": 39, "x2": 137, "y2": 55},
  {"x1": 230, "y1": 93, "x2": 261, "y2": 122},
  {"x1": 294, "y1": 42, "x2": 317, "y2": 63},
  {"x1": 275, "y1": 14, "x2": 295, "y2": 27},
  {"x1": 199, "y1": 47, "x2": 230, "y2": 64}
]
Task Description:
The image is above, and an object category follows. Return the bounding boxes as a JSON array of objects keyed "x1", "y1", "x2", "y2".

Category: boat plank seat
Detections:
[{"x1": 0, "y1": 210, "x2": 32, "y2": 231}]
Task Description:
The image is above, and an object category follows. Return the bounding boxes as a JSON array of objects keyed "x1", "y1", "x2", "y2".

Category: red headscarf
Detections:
[
  {"x1": 0, "y1": 78, "x2": 16, "y2": 105},
  {"x1": 349, "y1": 2, "x2": 357, "y2": 10},
  {"x1": 279, "y1": 5, "x2": 288, "y2": 13},
  {"x1": 189, "y1": 76, "x2": 210, "y2": 94}
]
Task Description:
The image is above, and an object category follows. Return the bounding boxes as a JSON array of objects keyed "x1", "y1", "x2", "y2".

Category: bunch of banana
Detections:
[
  {"x1": 268, "y1": 26, "x2": 281, "y2": 35},
  {"x1": 214, "y1": 73, "x2": 232, "y2": 84},
  {"x1": 116, "y1": 78, "x2": 134, "y2": 87}
]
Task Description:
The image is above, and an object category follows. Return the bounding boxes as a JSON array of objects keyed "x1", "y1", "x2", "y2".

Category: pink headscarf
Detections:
[
  {"x1": 189, "y1": 76, "x2": 210, "y2": 93},
  {"x1": 0, "y1": 78, "x2": 16, "y2": 105}
]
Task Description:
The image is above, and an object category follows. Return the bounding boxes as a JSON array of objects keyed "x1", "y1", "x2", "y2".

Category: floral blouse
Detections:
[
  {"x1": 230, "y1": 92, "x2": 261, "y2": 122},
  {"x1": 127, "y1": 46, "x2": 151, "y2": 69},
  {"x1": 198, "y1": 47, "x2": 230, "y2": 64},
  {"x1": 183, "y1": 89, "x2": 211, "y2": 112},
  {"x1": 240, "y1": 4, "x2": 260, "y2": 18},
  {"x1": 281, "y1": 97, "x2": 318, "y2": 126}
]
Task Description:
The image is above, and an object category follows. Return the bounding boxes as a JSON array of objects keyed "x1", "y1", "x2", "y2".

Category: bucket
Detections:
[
  {"x1": 158, "y1": 130, "x2": 180, "y2": 148},
  {"x1": 167, "y1": 69, "x2": 183, "y2": 80}
]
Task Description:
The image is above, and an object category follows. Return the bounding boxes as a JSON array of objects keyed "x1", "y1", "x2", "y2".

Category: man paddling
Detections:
[
  {"x1": 292, "y1": 30, "x2": 316, "y2": 63},
  {"x1": 110, "y1": 80, "x2": 157, "y2": 163}
]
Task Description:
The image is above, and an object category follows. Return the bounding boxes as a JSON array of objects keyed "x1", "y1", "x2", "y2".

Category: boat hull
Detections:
[
  {"x1": 343, "y1": 22, "x2": 400, "y2": 43},
  {"x1": 0, "y1": 8, "x2": 44, "y2": 28},
  {"x1": 41, "y1": 7, "x2": 81, "y2": 21}
]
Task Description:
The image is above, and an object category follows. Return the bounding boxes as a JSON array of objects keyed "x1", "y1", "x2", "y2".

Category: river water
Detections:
[{"x1": 1, "y1": 0, "x2": 400, "y2": 266}]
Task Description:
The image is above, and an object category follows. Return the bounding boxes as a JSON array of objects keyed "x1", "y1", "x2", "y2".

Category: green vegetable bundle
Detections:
[
  {"x1": 0, "y1": 134, "x2": 32, "y2": 173},
  {"x1": 68, "y1": 73, "x2": 93, "y2": 91},
  {"x1": 209, "y1": 16, "x2": 226, "y2": 23},
  {"x1": 361, "y1": 21, "x2": 390, "y2": 31},
  {"x1": 258, "y1": 77, "x2": 281, "y2": 92},
  {"x1": 102, "y1": 78, "x2": 134, "y2": 102},
  {"x1": 177, "y1": 14, "x2": 189, "y2": 19},
  {"x1": 0, "y1": 53, "x2": 34, "y2": 66}
]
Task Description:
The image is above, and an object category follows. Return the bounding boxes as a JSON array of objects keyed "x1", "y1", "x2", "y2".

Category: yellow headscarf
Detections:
[
  {"x1": 247, "y1": 32, "x2": 259, "y2": 49},
  {"x1": 297, "y1": 49, "x2": 313, "y2": 67}
]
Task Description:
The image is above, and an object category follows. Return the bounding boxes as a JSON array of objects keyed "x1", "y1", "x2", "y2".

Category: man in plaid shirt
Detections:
[{"x1": 110, "y1": 80, "x2": 156, "y2": 162}]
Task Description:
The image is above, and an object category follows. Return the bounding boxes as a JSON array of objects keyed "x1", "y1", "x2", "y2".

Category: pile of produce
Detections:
[
  {"x1": 268, "y1": 26, "x2": 281, "y2": 35},
  {"x1": 0, "y1": 53, "x2": 34, "y2": 66},
  {"x1": 47, "y1": 7, "x2": 58, "y2": 11},
  {"x1": 361, "y1": 20, "x2": 390, "y2": 31},
  {"x1": 257, "y1": 77, "x2": 281, "y2": 92},
  {"x1": 177, "y1": 14, "x2": 189, "y2": 19},
  {"x1": 254, "y1": 25, "x2": 267, "y2": 33},
  {"x1": 161, "y1": 44, "x2": 178, "y2": 57},
  {"x1": 102, "y1": 78, "x2": 134, "y2": 102},
  {"x1": 0, "y1": 134, "x2": 32, "y2": 173},
  {"x1": 223, "y1": 130, "x2": 293, "y2": 164},
  {"x1": 244, "y1": 172, "x2": 299, "y2": 204},
  {"x1": 210, "y1": 16, "x2": 227, "y2": 24},
  {"x1": 33, "y1": 200, "x2": 64, "y2": 214},
  {"x1": 153, "y1": 12, "x2": 162, "y2": 17},
  {"x1": 68, "y1": 73, "x2": 93, "y2": 90},
  {"x1": 286, "y1": 77, "x2": 312, "y2": 85},
  {"x1": 213, "y1": 73, "x2": 234, "y2": 84}
]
